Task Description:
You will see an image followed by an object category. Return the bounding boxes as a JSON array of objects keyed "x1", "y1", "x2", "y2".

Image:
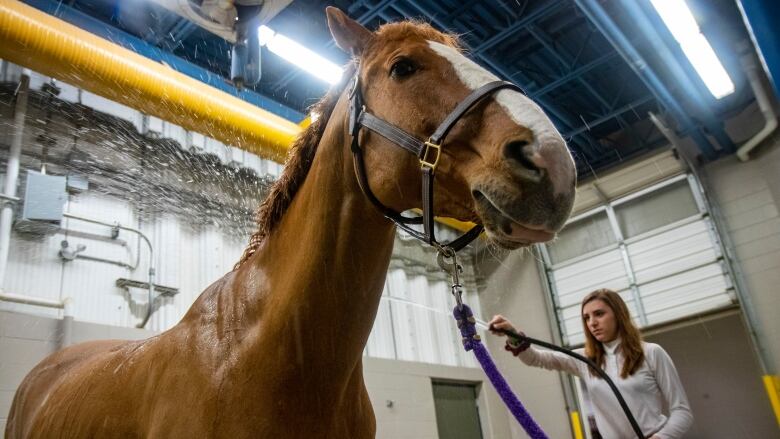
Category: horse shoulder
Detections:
[{"x1": 6, "y1": 339, "x2": 128, "y2": 438}]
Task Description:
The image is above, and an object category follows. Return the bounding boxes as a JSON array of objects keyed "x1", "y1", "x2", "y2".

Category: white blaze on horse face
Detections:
[
  {"x1": 427, "y1": 41, "x2": 574, "y2": 196},
  {"x1": 427, "y1": 41, "x2": 561, "y2": 146}
]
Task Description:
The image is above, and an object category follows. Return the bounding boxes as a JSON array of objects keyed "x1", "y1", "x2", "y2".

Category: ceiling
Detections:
[{"x1": 20, "y1": 0, "x2": 758, "y2": 178}]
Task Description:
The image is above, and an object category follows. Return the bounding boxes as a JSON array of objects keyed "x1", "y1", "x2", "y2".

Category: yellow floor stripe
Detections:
[
  {"x1": 570, "y1": 411, "x2": 585, "y2": 439},
  {"x1": 764, "y1": 375, "x2": 780, "y2": 429}
]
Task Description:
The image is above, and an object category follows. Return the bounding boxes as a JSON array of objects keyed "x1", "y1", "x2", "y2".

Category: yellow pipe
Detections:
[
  {"x1": 764, "y1": 375, "x2": 780, "y2": 428},
  {"x1": 0, "y1": 1, "x2": 478, "y2": 231},
  {"x1": 298, "y1": 116, "x2": 312, "y2": 129},
  {"x1": 0, "y1": 0, "x2": 301, "y2": 162},
  {"x1": 409, "y1": 209, "x2": 479, "y2": 234},
  {"x1": 436, "y1": 216, "x2": 480, "y2": 234}
]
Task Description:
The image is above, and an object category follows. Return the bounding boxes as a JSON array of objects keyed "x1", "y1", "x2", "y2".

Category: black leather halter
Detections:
[{"x1": 348, "y1": 70, "x2": 525, "y2": 252}]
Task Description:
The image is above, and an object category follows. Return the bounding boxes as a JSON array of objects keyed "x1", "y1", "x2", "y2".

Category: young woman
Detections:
[{"x1": 489, "y1": 289, "x2": 693, "y2": 439}]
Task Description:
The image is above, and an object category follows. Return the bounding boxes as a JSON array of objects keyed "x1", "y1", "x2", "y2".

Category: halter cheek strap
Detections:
[{"x1": 348, "y1": 71, "x2": 525, "y2": 252}]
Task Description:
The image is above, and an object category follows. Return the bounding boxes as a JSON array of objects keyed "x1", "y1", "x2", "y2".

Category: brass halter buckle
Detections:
[{"x1": 420, "y1": 139, "x2": 442, "y2": 171}]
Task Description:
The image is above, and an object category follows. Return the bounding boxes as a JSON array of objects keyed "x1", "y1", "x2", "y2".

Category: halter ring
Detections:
[{"x1": 420, "y1": 140, "x2": 442, "y2": 171}]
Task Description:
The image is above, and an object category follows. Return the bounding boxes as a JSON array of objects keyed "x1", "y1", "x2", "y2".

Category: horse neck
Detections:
[{"x1": 232, "y1": 96, "x2": 397, "y2": 372}]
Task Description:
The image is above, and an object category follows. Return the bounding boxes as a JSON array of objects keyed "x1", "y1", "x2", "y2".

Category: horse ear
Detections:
[{"x1": 326, "y1": 7, "x2": 372, "y2": 56}]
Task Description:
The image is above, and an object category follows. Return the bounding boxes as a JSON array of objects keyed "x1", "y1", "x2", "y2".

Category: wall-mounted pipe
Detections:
[
  {"x1": 737, "y1": 56, "x2": 778, "y2": 161},
  {"x1": 0, "y1": 292, "x2": 63, "y2": 308},
  {"x1": 0, "y1": 294, "x2": 74, "y2": 347},
  {"x1": 0, "y1": 0, "x2": 301, "y2": 163},
  {"x1": 0, "y1": 72, "x2": 29, "y2": 292},
  {"x1": 62, "y1": 213, "x2": 156, "y2": 328}
]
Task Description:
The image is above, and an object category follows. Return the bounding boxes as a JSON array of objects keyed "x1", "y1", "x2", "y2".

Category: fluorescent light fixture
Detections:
[
  {"x1": 650, "y1": 0, "x2": 734, "y2": 99},
  {"x1": 258, "y1": 25, "x2": 275, "y2": 46},
  {"x1": 258, "y1": 25, "x2": 343, "y2": 85}
]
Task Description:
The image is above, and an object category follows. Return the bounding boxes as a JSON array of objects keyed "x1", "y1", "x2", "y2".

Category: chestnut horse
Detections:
[{"x1": 6, "y1": 7, "x2": 575, "y2": 438}]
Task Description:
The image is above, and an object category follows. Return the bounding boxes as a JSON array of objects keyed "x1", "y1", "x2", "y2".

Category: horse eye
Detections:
[{"x1": 390, "y1": 59, "x2": 418, "y2": 78}]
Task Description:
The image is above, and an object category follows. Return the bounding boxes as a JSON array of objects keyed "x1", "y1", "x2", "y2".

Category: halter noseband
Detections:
[{"x1": 348, "y1": 68, "x2": 525, "y2": 252}]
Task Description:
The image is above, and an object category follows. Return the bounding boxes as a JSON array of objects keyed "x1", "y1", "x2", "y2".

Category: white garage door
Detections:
[{"x1": 541, "y1": 174, "x2": 735, "y2": 346}]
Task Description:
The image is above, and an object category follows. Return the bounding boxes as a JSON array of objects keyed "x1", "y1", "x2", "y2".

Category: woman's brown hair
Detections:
[{"x1": 581, "y1": 289, "x2": 645, "y2": 378}]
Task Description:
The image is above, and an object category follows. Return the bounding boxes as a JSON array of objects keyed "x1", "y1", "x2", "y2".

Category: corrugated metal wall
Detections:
[
  {"x1": 368, "y1": 269, "x2": 480, "y2": 367},
  {"x1": 1, "y1": 63, "x2": 478, "y2": 368}
]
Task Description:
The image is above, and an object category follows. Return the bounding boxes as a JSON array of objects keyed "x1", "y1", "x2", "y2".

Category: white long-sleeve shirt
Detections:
[{"x1": 518, "y1": 338, "x2": 693, "y2": 438}]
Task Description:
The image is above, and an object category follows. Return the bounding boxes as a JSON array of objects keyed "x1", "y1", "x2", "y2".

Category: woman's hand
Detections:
[
  {"x1": 488, "y1": 315, "x2": 517, "y2": 336},
  {"x1": 489, "y1": 315, "x2": 530, "y2": 356},
  {"x1": 489, "y1": 314, "x2": 520, "y2": 336}
]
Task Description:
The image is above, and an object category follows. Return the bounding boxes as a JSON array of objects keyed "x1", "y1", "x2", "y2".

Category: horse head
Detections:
[{"x1": 327, "y1": 7, "x2": 576, "y2": 249}]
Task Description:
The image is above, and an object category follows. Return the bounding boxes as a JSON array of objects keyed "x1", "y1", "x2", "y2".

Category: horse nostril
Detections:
[{"x1": 504, "y1": 140, "x2": 541, "y2": 176}]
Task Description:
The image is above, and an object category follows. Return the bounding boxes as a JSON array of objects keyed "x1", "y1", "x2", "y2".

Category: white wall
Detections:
[
  {"x1": 703, "y1": 133, "x2": 780, "y2": 373},
  {"x1": 644, "y1": 311, "x2": 777, "y2": 437}
]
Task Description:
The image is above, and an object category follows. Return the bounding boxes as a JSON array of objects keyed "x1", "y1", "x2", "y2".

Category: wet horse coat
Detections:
[{"x1": 6, "y1": 8, "x2": 575, "y2": 438}]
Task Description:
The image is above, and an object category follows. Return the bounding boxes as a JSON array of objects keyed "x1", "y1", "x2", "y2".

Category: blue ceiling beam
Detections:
[
  {"x1": 530, "y1": 52, "x2": 618, "y2": 98},
  {"x1": 528, "y1": 26, "x2": 610, "y2": 112},
  {"x1": 564, "y1": 95, "x2": 655, "y2": 137},
  {"x1": 574, "y1": 0, "x2": 720, "y2": 160},
  {"x1": 526, "y1": 25, "x2": 645, "y2": 148},
  {"x1": 471, "y1": 1, "x2": 567, "y2": 55},
  {"x1": 22, "y1": 0, "x2": 305, "y2": 123},
  {"x1": 442, "y1": 2, "x2": 477, "y2": 24}
]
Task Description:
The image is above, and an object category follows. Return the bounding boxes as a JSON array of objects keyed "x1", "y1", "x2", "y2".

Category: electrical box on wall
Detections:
[{"x1": 14, "y1": 170, "x2": 66, "y2": 235}]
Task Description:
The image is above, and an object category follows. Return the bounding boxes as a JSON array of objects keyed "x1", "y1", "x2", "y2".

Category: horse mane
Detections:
[
  {"x1": 234, "y1": 63, "x2": 356, "y2": 269},
  {"x1": 235, "y1": 20, "x2": 461, "y2": 269}
]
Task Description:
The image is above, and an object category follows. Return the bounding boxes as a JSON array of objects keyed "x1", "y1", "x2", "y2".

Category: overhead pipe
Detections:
[
  {"x1": 20, "y1": 0, "x2": 302, "y2": 122},
  {"x1": 737, "y1": 56, "x2": 778, "y2": 161},
  {"x1": 0, "y1": 0, "x2": 301, "y2": 163},
  {"x1": 574, "y1": 0, "x2": 721, "y2": 161}
]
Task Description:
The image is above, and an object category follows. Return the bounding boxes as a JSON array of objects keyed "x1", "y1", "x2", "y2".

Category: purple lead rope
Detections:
[{"x1": 454, "y1": 304, "x2": 548, "y2": 439}]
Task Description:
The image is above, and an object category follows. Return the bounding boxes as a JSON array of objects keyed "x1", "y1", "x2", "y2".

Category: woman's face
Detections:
[{"x1": 583, "y1": 299, "x2": 618, "y2": 343}]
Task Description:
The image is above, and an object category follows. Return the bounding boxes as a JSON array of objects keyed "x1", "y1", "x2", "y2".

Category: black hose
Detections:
[{"x1": 498, "y1": 329, "x2": 646, "y2": 439}]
